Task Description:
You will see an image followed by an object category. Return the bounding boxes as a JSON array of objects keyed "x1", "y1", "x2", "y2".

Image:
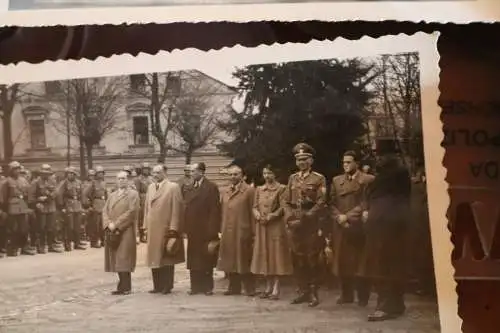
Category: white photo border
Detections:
[
  {"x1": 0, "y1": 32, "x2": 457, "y2": 333},
  {"x1": 0, "y1": 0, "x2": 497, "y2": 26}
]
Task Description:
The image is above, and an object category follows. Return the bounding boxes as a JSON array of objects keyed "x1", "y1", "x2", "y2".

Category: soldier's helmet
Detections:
[
  {"x1": 141, "y1": 162, "x2": 150, "y2": 169},
  {"x1": 88, "y1": 169, "x2": 96, "y2": 176},
  {"x1": 65, "y1": 166, "x2": 78, "y2": 175},
  {"x1": 95, "y1": 165, "x2": 105, "y2": 173},
  {"x1": 8, "y1": 161, "x2": 21, "y2": 170},
  {"x1": 292, "y1": 142, "x2": 315, "y2": 158},
  {"x1": 123, "y1": 165, "x2": 133, "y2": 174},
  {"x1": 39, "y1": 164, "x2": 53, "y2": 174}
]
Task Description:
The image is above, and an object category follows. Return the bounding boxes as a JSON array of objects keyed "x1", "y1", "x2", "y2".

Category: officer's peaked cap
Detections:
[
  {"x1": 141, "y1": 162, "x2": 151, "y2": 169},
  {"x1": 65, "y1": 166, "x2": 78, "y2": 174},
  {"x1": 123, "y1": 165, "x2": 133, "y2": 173},
  {"x1": 293, "y1": 143, "x2": 315, "y2": 158},
  {"x1": 88, "y1": 169, "x2": 96, "y2": 176},
  {"x1": 95, "y1": 166, "x2": 104, "y2": 173}
]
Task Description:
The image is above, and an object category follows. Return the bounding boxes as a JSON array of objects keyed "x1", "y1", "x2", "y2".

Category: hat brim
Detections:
[{"x1": 294, "y1": 153, "x2": 313, "y2": 158}]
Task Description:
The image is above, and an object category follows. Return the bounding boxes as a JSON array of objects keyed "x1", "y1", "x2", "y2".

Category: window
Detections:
[
  {"x1": 133, "y1": 116, "x2": 149, "y2": 145},
  {"x1": 130, "y1": 74, "x2": 146, "y2": 92},
  {"x1": 44, "y1": 81, "x2": 62, "y2": 95},
  {"x1": 29, "y1": 119, "x2": 46, "y2": 149},
  {"x1": 166, "y1": 75, "x2": 182, "y2": 95}
]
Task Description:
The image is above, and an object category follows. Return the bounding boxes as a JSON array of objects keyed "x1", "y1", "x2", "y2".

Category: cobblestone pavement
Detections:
[{"x1": 0, "y1": 245, "x2": 441, "y2": 333}]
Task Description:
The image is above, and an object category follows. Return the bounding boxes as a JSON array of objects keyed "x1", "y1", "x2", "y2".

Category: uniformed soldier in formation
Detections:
[
  {"x1": 138, "y1": 162, "x2": 153, "y2": 243},
  {"x1": 283, "y1": 143, "x2": 327, "y2": 307},
  {"x1": 0, "y1": 161, "x2": 36, "y2": 256},
  {"x1": 177, "y1": 164, "x2": 194, "y2": 197},
  {"x1": 56, "y1": 166, "x2": 86, "y2": 251},
  {"x1": 28, "y1": 164, "x2": 62, "y2": 254},
  {"x1": 0, "y1": 166, "x2": 6, "y2": 258},
  {"x1": 83, "y1": 166, "x2": 108, "y2": 248}
]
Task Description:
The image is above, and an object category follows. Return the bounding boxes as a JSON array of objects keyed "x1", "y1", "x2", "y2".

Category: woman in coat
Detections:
[
  {"x1": 102, "y1": 171, "x2": 140, "y2": 295},
  {"x1": 251, "y1": 165, "x2": 293, "y2": 300}
]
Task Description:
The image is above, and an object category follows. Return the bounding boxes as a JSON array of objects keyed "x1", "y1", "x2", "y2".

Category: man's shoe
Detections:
[
  {"x1": 291, "y1": 292, "x2": 309, "y2": 305},
  {"x1": 336, "y1": 297, "x2": 354, "y2": 305},
  {"x1": 148, "y1": 289, "x2": 161, "y2": 294},
  {"x1": 204, "y1": 291, "x2": 214, "y2": 296}
]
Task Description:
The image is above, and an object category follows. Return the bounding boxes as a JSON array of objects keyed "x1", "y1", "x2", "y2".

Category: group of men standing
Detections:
[{"x1": 0, "y1": 161, "x2": 154, "y2": 257}]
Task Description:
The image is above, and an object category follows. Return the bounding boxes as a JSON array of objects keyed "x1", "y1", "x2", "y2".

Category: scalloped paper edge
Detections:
[
  {"x1": 0, "y1": 32, "x2": 457, "y2": 333},
  {"x1": 0, "y1": 0, "x2": 498, "y2": 26}
]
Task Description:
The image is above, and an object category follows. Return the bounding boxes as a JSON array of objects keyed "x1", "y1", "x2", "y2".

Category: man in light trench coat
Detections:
[
  {"x1": 144, "y1": 164, "x2": 185, "y2": 295},
  {"x1": 103, "y1": 171, "x2": 140, "y2": 295}
]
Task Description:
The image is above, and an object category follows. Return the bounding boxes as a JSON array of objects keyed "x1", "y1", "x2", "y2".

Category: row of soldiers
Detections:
[{"x1": 0, "y1": 162, "x2": 154, "y2": 257}]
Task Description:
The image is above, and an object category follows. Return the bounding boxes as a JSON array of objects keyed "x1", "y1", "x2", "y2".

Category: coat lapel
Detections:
[
  {"x1": 229, "y1": 182, "x2": 247, "y2": 200},
  {"x1": 110, "y1": 189, "x2": 128, "y2": 210},
  {"x1": 151, "y1": 180, "x2": 168, "y2": 203}
]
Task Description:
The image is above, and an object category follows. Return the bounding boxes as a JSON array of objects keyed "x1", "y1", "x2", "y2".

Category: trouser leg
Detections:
[
  {"x1": 0, "y1": 219, "x2": 7, "y2": 254},
  {"x1": 151, "y1": 268, "x2": 160, "y2": 291},
  {"x1": 382, "y1": 280, "x2": 405, "y2": 315},
  {"x1": 162, "y1": 265, "x2": 175, "y2": 292},
  {"x1": 356, "y1": 277, "x2": 371, "y2": 305},
  {"x1": 242, "y1": 273, "x2": 256, "y2": 295},
  {"x1": 6, "y1": 216, "x2": 18, "y2": 256},
  {"x1": 204, "y1": 269, "x2": 214, "y2": 292},
  {"x1": 18, "y1": 214, "x2": 33, "y2": 255},
  {"x1": 339, "y1": 277, "x2": 354, "y2": 303},
  {"x1": 118, "y1": 272, "x2": 132, "y2": 292},
  {"x1": 96, "y1": 213, "x2": 104, "y2": 246},
  {"x1": 226, "y1": 273, "x2": 242, "y2": 294},
  {"x1": 63, "y1": 213, "x2": 73, "y2": 251},
  {"x1": 73, "y1": 213, "x2": 85, "y2": 249},
  {"x1": 36, "y1": 213, "x2": 47, "y2": 253},
  {"x1": 189, "y1": 270, "x2": 202, "y2": 292}
]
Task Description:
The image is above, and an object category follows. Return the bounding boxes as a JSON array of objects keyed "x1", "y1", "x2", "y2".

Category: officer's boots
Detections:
[
  {"x1": 308, "y1": 286, "x2": 320, "y2": 307},
  {"x1": 21, "y1": 245, "x2": 36, "y2": 256},
  {"x1": 139, "y1": 229, "x2": 147, "y2": 243}
]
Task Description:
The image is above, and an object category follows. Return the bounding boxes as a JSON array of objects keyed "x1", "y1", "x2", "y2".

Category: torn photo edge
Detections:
[
  {"x1": 0, "y1": 31, "x2": 458, "y2": 333},
  {"x1": 0, "y1": 0, "x2": 498, "y2": 26}
]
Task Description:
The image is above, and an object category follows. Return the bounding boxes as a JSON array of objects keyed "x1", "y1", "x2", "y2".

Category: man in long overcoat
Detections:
[
  {"x1": 359, "y1": 154, "x2": 411, "y2": 322},
  {"x1": 144, "y1": 164, "x2": 185, "y2": 294},
  {"x1": 103, "y1": 171, "x2": 140, "y2": 295},
  {"x1": 217, "y1": 165, "x2": 256, "y2": 296},
  {"x1": 330, "y1": 150, "x2": 374, "y2": 307},
  {"x1": 184, "y1": 162, "x2": 221, "y2": 295},
  {"x1": 283, "y1": 143, "x2": 327, "y2": 307}
]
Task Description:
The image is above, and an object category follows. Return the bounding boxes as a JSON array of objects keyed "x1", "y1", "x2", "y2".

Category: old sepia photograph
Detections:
[
  {"x1": 1, "y1": 0, "x2": 490, "y2": 26},
  {"x1": 0, "y1": 34, "x2": 456, "y2": 332}
]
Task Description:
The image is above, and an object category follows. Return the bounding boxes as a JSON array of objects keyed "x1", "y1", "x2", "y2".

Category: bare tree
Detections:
[
  {"x1": 370, "y1": 53, "x2": 422, "y2": 172},
  {"x1": 0, "y1": 84, "x2": 22, "y2": 163},
  {"x1": 168, "y1": 94, "x2": 226, "y2": 164},
  {"x1": 130, "y1": 71, "x2": 229, "y2": 163},
  {"x1": 47, "y1": 77, "x2": 126, "y2": 175}
]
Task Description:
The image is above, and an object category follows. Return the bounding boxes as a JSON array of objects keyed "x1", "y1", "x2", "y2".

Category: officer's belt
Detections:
[{"x1": 288, "y1": 202, "x2": 315, "y2": 210}]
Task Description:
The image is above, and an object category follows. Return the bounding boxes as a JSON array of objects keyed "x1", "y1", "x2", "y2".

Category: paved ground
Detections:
[{"x1": 0, "y1": 244, "x2": 441, "y2": 333}]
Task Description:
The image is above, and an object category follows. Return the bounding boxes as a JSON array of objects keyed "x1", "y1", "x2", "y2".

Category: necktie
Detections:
[
  {"x1": 194, "y1": 181, "x2": 199, "y2": 188},
  {"x1": 156, "y1": 183, "x2": 160, "y2": 190}
]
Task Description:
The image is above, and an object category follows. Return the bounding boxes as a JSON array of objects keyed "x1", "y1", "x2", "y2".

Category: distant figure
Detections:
[
  {"x1": 362, "y1": 165, "x2": 372, "y2": 174},
  {"x1": 103, "y1": 171, "x2": 140, "y2": 295}
]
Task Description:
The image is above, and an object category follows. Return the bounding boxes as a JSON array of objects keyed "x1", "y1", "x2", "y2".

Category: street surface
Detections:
[{"x1": 0, "y1": 245, "x2": 440, "y2": 333}]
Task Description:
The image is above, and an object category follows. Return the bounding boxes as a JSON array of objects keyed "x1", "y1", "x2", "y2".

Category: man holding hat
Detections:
[
  {"x1": 56, "y1": 166, "x2": 86, "y2": 251},
  {"x1": 83, "y1": 166, "x2": 108, "y2": 248},
  {"x1": 0, "y1": 161, "x2": 36, "y2": 256},
  {"x1": 144, "y1": 164, "x2": 185, "y2": 294},
  {"x1": 28, "y1": 164, "x2": 62, "y2": 254},
  {"x1": 283, "y1": 143, "x2": 327, "y2": 307}
]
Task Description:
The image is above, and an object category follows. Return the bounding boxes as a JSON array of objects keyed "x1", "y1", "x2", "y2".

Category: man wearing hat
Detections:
[
  {"x1": 0, "y1": 161, "x2": 36, "y2": 256},
  {"x1": 56, "y1": 166, "x2": 86, "y2": 251},
  {"x1": 83, "y1": 166, "x2": 108, "y2": 248},
  {"x1": 359, "y1": 148, "x2": 412, "y2": 322},
  {"x1": 137, "y1": 162, "x2": 153, "y2": 243},
  {"x1": 28, "y1": 164, "x2": 62, "y2": 254},
  {"x1": 144, "y1": 164, "x2": 185, "y2": 294},
  {"x1": 283, "y1": 143, "x2": 327, "y2": 307}
]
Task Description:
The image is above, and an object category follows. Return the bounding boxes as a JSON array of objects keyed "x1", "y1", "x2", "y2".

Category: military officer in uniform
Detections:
[
  {"x1": 283, "y1": 143, "x2": 327, "y2": 307},
  {"x1": 56, "y1": 166, "x2": 86, "y2": 251},
  {"x1": 138, "y1": 162, "x2": 153, "y2": 243},
  {"x1": 83, "y1": 165, "x2": 108, "y2": 248},
  {"x1": 0, "y1": 161, "x2": 36, "y2": 256},
  {"x1": 28, "y1": 164, "x2": 62, "y2": 254},
  {"x1": 177, "y1": 164, "x2": 194, "y2": 197}
]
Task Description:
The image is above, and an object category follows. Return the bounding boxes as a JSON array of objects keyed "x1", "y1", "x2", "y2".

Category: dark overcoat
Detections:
[
  {"x1": 329, "y1": 171, "x2": 374, "y2": 277},
  {"x1": 184, "y1": 178, "x2": 221, "y2": 270},
  {"x1": 358, "y1": 161, "x2": 411, "y2": 281}
]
